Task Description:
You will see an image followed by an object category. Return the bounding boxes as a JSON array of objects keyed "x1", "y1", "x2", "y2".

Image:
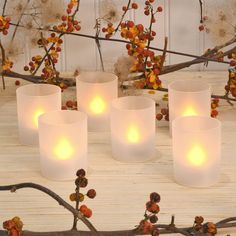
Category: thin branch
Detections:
[
  {"x1": 160, "y1": 37, "x2": 168, "y2": 72},
  {"x1": 0, "y1": 40, "x2": 6, "y2": 89},
  {"x1": 11, "y1": 0, "x2": 31, "y2": 41},
  {"x1": 9, "y1": 22, "x2": 231, "y2": 65},
  {"x1": 199, "y1": 0, "x2": 203, "y2": 23},
  {"x1": 0, "y1": 183, "x2": 98, "y2": 234},
  {"x1": 114, "y1": 0, "x2": 132, "y2": 32},
  {"x1": 2, "y1": 0, "x2": 8, "y2": 16}
]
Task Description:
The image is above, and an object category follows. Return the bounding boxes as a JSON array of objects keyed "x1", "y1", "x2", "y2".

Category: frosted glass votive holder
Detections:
[
  {"x1": 76, "y1": 71, "x2": 118, "y2": 132},
  {"x1": 38, "y1": 110, "x2": 87, "y2": 181},
  {"x1": 168, "y1": 80, "x2": 211, "y2": 129},
  {"x1": 16, "y1": 84, "x2": 61, "y2": 146},
  {"x1": 172, "y1": 116, "x2": 221, "y2": 187},
  {"x1": 111, "y1": 96, "x2": 156, "y2": 162}
]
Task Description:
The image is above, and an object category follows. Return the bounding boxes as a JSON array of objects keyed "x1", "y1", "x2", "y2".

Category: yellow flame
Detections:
[
  {"x1": 33, "y1": 109, "x2": 45, "y2": 128},
  {"x1": 89, "y1": 96, "x2": 106, "y2": 114},
  {"x1": 127, "y1": 126, "x2": 140, "y2": 143},
  {"x1": 187, "y1": 145, "x2": 206, "y2": 167},
  {"x1": 182, "y1": 106, "x2": 197, "y2": 117},
  {"x1": 53, "y1": 138, "x2": 74, "y2": 160}
]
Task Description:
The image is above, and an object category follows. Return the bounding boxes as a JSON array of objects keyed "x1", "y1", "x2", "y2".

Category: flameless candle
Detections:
[
  {"x1": 172, "y1": 116, "x2": 221, "y2": 187},
  {"x1": 38, "y1": 110, "x2": 87, "y2": 181},
  {"x1": 16, "y1": 84, "x2": 61, "y2": 146},
  {"x1": 76, "y1": 71, "x2": 118, "y2": 131},
  {"x1": 168, "y1": 80, "x2": 211, "y2": 130},
  {"x1": 111, "y1": 96, "x2": 156, "y2": 162}
]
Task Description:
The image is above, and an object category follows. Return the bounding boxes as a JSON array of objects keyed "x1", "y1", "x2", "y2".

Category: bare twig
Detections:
[
  {"x1": 2, "y1": 0, "x2": 8, "y2": 16},
  {"x1": 160, "y1": 37, "x2": 168, "y2": 72},
  {"x1": 0, "y1": 40, "x2": 6, "y2": 89},
  {"x1": 199, "y1": 0, "x2": 203, "y2": 23}
]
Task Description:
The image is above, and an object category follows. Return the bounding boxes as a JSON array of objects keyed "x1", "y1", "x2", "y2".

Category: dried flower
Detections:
[
  {"x1": 204, "y1": 0, "x2": 236, "y2": 44},
  {"x1": 100, "y1": 0, "x2": 121, "y2": 23},
  {"x1": 40, "y1": 0, "x2": 65, "y2": 28},
  {"x1": 114, "y1": 56, "x2": 134, "y2": 85}
]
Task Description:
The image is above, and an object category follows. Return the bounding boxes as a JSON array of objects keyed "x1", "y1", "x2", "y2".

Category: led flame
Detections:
[
  {"x1": 89, "y1": 96, "x2": 106, "y2": 114},
  {"x1": 182, "y1": 106, "x2": 197, "y2": 117},
  {"x1": 127, "y1": 126, "x2": 140, "y2": 143},
  {"x1": 33, "y1": 109, "x2": 45, "y2": 128},
  {"x1": 187, "y1": 145, "x2": 206, "y2": 167},
  {"x1": 53, "y1": 138, "x2": 74, "y2": 160}
]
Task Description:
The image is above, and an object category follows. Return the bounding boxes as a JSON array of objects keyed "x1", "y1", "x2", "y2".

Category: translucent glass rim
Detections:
[
  {"x1": 76, "y1": 71, "x2": 118, "y2": 84},
  {"x1": 39, "y1": 110, "x2": 87, "y2": 126},
  {"x1": 111, "y1": 96, "x2": 155, "y2": 111},
  {"x1": 172, "y1": 115, "x2": 221, "y2": 133},
  {"x1": 16, "y1": 84, "x2": 61, "y2": 97},
  {"x1": 168, "y1": 80, "x2": 210, "y2": 93}
]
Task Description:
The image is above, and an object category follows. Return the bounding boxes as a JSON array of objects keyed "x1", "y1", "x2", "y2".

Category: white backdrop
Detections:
[{"x1": 2, "y1": 0, "x2": 230, "y2": 73}]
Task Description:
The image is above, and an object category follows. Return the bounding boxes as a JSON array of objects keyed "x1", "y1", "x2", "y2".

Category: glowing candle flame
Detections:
[
  {"x1": 187, "y1": 145, "x2": 206, "y2": 167},
  {"x1": 182, "y1": 106, "x2": 197, "y2": 117},
  {"x1": 89, "y1": 96, "x2": 106, "y2": 114},
  {"x1": 33, "y1": 109, "x2": 45, "y2": 128},
  {"x1": 127, "y1": 126, "x2": 140, "y2": 143},
  {"x1": 53, "y1": 138, "x2": 74, "y2": 160}
]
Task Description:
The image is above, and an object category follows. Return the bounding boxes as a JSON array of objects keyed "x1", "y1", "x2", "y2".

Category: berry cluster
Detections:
[
  {"x1": 69, "y1": 169, "x2": 96, "y2": 219},
  {"x1": 144, "y1": 0, "x2": 163, "y2": 17},
  {"x1": 23, "y1": 0, "x2": 81, "y2": 87},
  {"x1": 211, "y1": 98, "x2": 219, "y2": 118},
  {"x1": 62, "y1": 100, "x2": 77, "y2": 110},
  {"x1": 0, "y1": 16, "x2": 10, "y2": 35},
  {"x1": 138, "y1": 192, "x2": 161, "y2": 235},
  {"x1": 3, "y1": 216, "x2": 23, "y2": 236},
  {"x1": 156, "y1": 108, "x2": 169, "y2": 121},
  {"x1": 53, "y1": 1, "x2": 81, "y2": 33},
  {"x1": 193, "y1": 216, "x2": 217, "y2": 235},
  {"x1": 101, "y1": 1, "x2": 163, "y2": 90}
]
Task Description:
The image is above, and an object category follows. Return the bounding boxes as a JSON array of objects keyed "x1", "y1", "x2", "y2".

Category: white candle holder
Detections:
[
  {"x1": 111, "y1": 96, "x2": 156, "y2": 162},
  {"x1": 172, "y1": 116, "x2": 221, "y2": 187},
  {"x1": 168, "y1": 80, "x2": 211, "y2": 129},
  {"x1": 76, "y1": 71, "x2": 118, "y2": 132},
  {"x1": 38, "y1": 110, "x2": 87, "y2": 181},
  {"x1": 16, "y1": 84, "x2": 61, "y2": 146}
]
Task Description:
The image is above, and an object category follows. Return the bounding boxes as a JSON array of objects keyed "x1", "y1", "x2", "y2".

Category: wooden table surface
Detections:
[{"x1": 0, "y1": 71, "x2": 236, "y2": 235}]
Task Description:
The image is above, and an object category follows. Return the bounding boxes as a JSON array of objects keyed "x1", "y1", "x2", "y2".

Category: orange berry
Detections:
[{"x1": 146, "y1": 201, "x2": 160, "y2": 213}]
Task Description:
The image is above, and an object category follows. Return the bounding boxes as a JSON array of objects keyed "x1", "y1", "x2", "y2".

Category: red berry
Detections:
[
  {"x1": 156, "y1": 113, "x2": 163, "y2": 121},
  {"x1": 150, "y1": 192, "x2": 161, "y2": 203},
  {"x1": 87, "y1": 189, "x2": 96, "y2": 199},
  {"x1": 157, "y1": 6, "x2": 163, "y2": 12},
  {"x1": 127, "y1": 21, "x2": 134, "y2": 28},
  {"x1": 136, "y1": 24, "x2": 144, "y2": 31},
  {"x1": 161, "y1": 108, "x2": 168, "y2": 115},
  {"x1": 199, "y1": 25, "x2": 204, "y2": 31},
  {"x1": 15, "y1": 80, "x2": 20, "y2": 86},
  {"x1": 122, "y1": 6, "x2": 128, "y2": 11},
  {"x1": 24, "y1": 66, "x2": 29, "y2": 71},
  {"x1": 66, "y1": 100, "x2": 73, "y2": 108},
  {"x1": 131, "y1": 3, "x2": 138, "y2": 9},
  {"x1": 76, "y1": 169, "x2": 86, "y2": 177}
]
